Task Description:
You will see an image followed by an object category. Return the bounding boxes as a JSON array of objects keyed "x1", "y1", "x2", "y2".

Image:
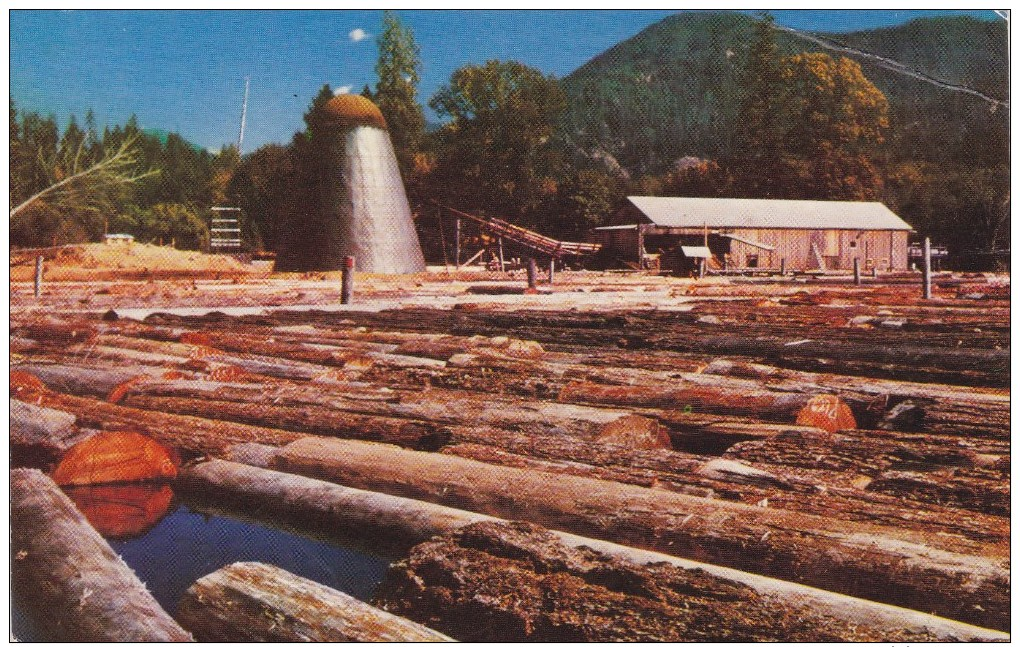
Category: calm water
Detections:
[{"x1": 13, "y1": 498, "x2": 395, "y2": 640}]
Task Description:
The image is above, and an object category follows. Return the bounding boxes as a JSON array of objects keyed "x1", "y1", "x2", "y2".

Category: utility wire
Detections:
[{"x1": 772, "y1": 23, "x2": 1009, "y2": 110}]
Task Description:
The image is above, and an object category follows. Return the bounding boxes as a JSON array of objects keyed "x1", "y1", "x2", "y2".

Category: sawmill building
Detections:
[{"x1": 593, "y1": 197, "x2": 914, "y2": 274}]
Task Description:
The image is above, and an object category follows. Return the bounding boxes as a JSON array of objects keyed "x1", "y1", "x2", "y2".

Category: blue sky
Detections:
[{"x1": 9, "y1": 9, "x2": 1002, "y2": 154}]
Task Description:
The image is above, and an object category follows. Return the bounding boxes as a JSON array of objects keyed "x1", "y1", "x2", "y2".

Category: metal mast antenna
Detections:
[{"x1": 237, "y1": 76, "x2": 250, "y2": 154}]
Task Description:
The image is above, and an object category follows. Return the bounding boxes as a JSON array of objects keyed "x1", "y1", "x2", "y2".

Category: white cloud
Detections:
[
  {"x1": 348, "y1": 28, "x2": 369, "y2": 43},
  {"x1": 333, "y1": 86, "x2": 353, "y2": 96}
]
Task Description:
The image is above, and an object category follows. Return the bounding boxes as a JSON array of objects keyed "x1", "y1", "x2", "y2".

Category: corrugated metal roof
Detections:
[
  {"x1": 626, "y1": 197, "x2": 913, "y2": 231},
  {"x1": 680, "y1": 246, "x2": 711, "y2": 258}
]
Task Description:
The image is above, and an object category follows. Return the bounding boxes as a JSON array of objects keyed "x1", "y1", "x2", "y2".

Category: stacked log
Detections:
[
  {"x1": 10, "y1": 398, "x2": 94, "y2": 467},
  {"x1": 11, "y1": 469, "x2": 191, "y2": 642},
  {"x1": 375, "y1": 520, "x2": 946, "y2": 642},
  {"x1": 260, "y1": 436, "x2": 1009, "y2": 630},
  {"x1": 177, "y1": 562, "x2": 452, "y2": 642},
  {"x1": 178, "y1": 459, "x2": 1006, "y2": 641}
]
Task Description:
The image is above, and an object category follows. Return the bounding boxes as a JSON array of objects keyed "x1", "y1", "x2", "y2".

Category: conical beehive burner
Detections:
[{"x1": 320, "y1": 94, "x2": 426, "y2": 274}]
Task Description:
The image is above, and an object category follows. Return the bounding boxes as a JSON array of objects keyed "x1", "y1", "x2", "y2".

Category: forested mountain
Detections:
[{"x1": 559, "y1": 12, "x2": 1007, "y2": 175}]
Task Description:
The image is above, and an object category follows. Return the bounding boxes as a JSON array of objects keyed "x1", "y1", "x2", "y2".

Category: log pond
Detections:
[{"x1": 11, "y1": 485, "x2": 395, "y2": 641}]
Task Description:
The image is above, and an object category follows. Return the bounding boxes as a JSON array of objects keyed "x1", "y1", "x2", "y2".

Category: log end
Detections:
[
  {"x1": 52, "y1": 431, "x2": 180, "y2": 486},
  {"x1": 594, "y1": 415, "x2": 673, "y2": 450},
  {"x1": 795, "y1": 394, "x2": 856, "y2": 433}
]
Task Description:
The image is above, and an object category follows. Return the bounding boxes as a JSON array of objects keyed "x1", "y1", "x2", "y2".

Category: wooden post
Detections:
[
  {"x1": 34, "y1": 256, "x2": 43, "y2": 298},
  {"x1": 11, "y1": 469, "x2": 192, "y2": 641},
  {"x1": 780, "y1": 258, "x2": 786, "y2": 276},
  {"x1": 548, "y1": 257, "x2": 555, "y2": 284},
  {"x1": 341, "y1": 256, "x2": 355, "y2": 305},
  {"x1": 455, "y1": 218, "x2": 461, "y2": 270},
  {"x1": 698, "y1": 257, "x2": 705, "y2": 279},
  {"x1": 853, "y1": 257, "x2": 861, "y2": 285},
  {"x1": 636, "y1": 225, "x2": 645, "y2": 268},
  {"x1": 526, "y1": 258, "x2": 537, "y2": 289},
  {"x1": 922, "y1": 237, "x2": 932, "y2": 299},
  {"x1": 498, "y1": 237, "x2": 505, "y2": 271},
  {"x1": 872, "y1": 266, "x2": 878, "y2": 279}
]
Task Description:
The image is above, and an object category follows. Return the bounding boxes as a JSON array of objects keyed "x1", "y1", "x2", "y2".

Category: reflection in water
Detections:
[
  {"x1": 13, "y1": 491, "x2": 394, "y2": 639},
  {"x1": 64, "y1": 483, "x2": 175, "y2": 540},
  {"x1": 108, "y1": 504, "x2": 393, "y2": 614}
]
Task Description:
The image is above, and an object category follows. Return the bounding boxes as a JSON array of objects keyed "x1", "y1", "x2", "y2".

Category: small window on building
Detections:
[
  {"x1": 746, "y1": 254, "x2": 759, "y2": 268},
  {"x1": 849, "y1": 240, "x2": 858, "y2": 249}
]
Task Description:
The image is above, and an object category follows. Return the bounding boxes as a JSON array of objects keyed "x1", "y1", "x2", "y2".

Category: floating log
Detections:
[
  {"x1": 10, "y1": 397, "x2": 95, "y2": 467},
  {"x1": 52, "y1": 431, "x2": 179, "y2": 486},
  {"x1": 176, "y1": 561, "x2": 453, "y2": 642},
  {"x1": 701, "y1": 358, "x2": 1010, "y2": 438},
  {"x1": 10, "y1": 469, "x2": 192, "y2": 642},
  {"x1": 267, "y1": 436, "x2": 1009, "y2": 630},
  {"x1": 376, "y1": 520, "x2": 943, "y2": 642},
  {"x1": 12, "y1": 388, "x2": 304, "y2": 456},
  {"x1": 13, "y1": 363, "x2": 164, "y2": 401},
  {"x1": 64, "y1": 483, "x2": 175, "y2": 539},
  {"x1": 179, "y1": 458, "x2": 1007, "y2": 641},
  {"x1": 440, "y1": 441, "x2": 1010, "y2": 546},
  {"x1": 558, "y1": 380, "x2": 857, "y2": 429},
  {"x1": 119, "y1": 393, "x2": 451, "y2": 451}
]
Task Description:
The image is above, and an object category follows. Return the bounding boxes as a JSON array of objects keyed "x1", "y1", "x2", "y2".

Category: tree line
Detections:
[
  {"x1": 9, "y1": 103, "x2": 238, "y2": 249},
  {"x1": 11, "y1": 12, "x2": 1008, "y2": 268}
]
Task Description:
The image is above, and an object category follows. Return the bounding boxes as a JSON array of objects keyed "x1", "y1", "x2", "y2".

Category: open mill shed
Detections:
[{"x1": 593, "y1": 197, "x2": 914, "y2": 275}]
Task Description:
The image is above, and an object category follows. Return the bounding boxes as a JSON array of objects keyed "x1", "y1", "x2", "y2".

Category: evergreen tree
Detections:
[{"x1": 374, "y1": 11, "x2": 425, "y2": 177}]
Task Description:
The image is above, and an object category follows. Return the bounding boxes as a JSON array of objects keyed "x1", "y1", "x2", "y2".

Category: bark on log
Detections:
[
  {"x1": 176, "y1": 561, "x2": 453, "y2": 642},
  {"x1": 267, "y1": 437, "x2": 1009, "y2": 630},
  {"x1": 119, "y1": 393, "x2": 451, "y2": 451},
  {"x1": 10, "y1": 397, "x2": 95, "y2": 467},
  {"x1": 702, "y1": 359, "x2": 1010, "y2": 439},
  {"x1": 179, "y1": 458, "x2": 1007, "y2": 641},
  {"x1": 12, "y1": 387, "x2": 304, "y2": 456},
  {"x1": 558, "y1": 380, "x2": 857, "y2": 429},
  {"x1": 13, "y1": 363, "x2": 165, "y2": 400},
  {"x1": 440, "y1": 441, "x2": 1010, "y2": 546},
  {"x1": 10, "y1": 469, "x2": 192, "y2": 642},
  {"x1": 376, "y1": 520, "x2": 947, "y2": 642}
]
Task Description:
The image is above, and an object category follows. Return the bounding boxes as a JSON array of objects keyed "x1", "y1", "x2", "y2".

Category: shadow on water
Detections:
[{"x1": 12, "y1": 484, "x2": 398, "y2": 640}]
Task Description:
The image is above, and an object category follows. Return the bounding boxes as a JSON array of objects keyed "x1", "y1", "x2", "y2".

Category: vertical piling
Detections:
[
  {"x1": 454, "y1": 219, "x2": 461, "y2": 271},
  {"x1": 341, "y1": 256, "x2": 355, "y2": 305},
  {"x1": 853, "y1": 257, "x2": 861, "y2": 285},
  {"x1": 780, "y1": 258, "x2": 786, "y2": 276},
  {"x1": 497, "y1": 237, "x2": 505, "y2": 272},
  {"x1": 922, "y1": 237, "x2": 932, "y2": 299},
  {"x1": 548, "y1": 258, "x2": 555, "y2": 284},
  {"x1": 34, "y1": 256, "x2": 43, "y2": 298},
  {"x1": 872, "y1": 266, "x2": 878, "y2": 279},
  {"x1": 698, "y1": 258, "x2": 705, "y2": 279},
  {"x1": 526, "y1": 258, "x2": 537, "y2": 289}
]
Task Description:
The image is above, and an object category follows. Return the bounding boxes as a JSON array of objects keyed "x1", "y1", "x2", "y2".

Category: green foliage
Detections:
[
  {"x1": 374, "y1": 11, "x2": 425, "y2": 177},
  {"x1": 109, "y1": 202, "x2": 209, "y2": 250},
  {"x1": 227, "y1": 143, "x2": 295, "y2": 252},
  {"x1": 272, "y1": 85, "x2": 349, "y2": 271},
  {"x1": 428, "y1": 60, "x2": 567, "y2": 227},
  {"x1": 9, "y1": 100, "x2": 241, "y2": 249}
]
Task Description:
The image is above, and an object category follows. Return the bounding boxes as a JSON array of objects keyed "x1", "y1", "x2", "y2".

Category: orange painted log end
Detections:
[
  {"x1": 179, "y1": 331, "x2": 212, "y2": 346},
  {"x1": 52, "y1": 431, "x2": 179, "y2": 486},
  {"x1": 595, "y1": 415, "x2": 673, "y2": 450},
  {"x1": 795, "y1": 394, "x2": 857, "y2": 433},
  {"x1": 107, "y1": 376, "x2": 151, "y2": 403},
  {"x1": 10, "y1": 370, "x2": 47, "y2": 396}
]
